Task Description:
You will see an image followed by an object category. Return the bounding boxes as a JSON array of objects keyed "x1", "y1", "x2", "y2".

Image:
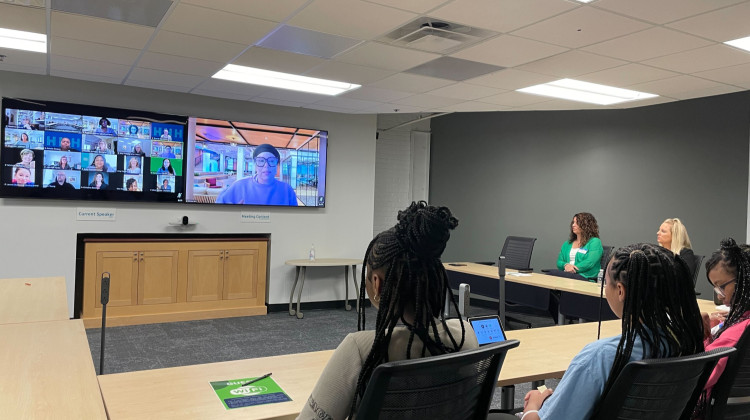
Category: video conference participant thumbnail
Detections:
[
  {"x1": 156, "y1": 175, "x2": 174, "y2": 192},
  {"x1": 44, "y1": 169, "x2": 79, "y2": 190},
  {"x1": 6, "y1": 165, "x2": 36, "y2": 187},
  {"x1": 44, "y1": 132, "x2": 82, "y2": 152},
  {"x1": 84, "y1": 171, "x2": 111, "y2": 190},
  {"x1": 151, "y1": 123, "x2": 184, "y2": 142},
  {"x1": 121, "y1": 155, "x2": 142, "y2": 175},
  {"x1": 150, "y1": 158, "x2": 181, "y2": 176},
  {"x1": 7, "y1": 110, "x2": 45, "y2": 130},
  {"x1": 151, "y1": 141, "x2": 182, "y2": 159},
  {"x1": 43, "y1": 151, "x2": 81, "y2": 170},
  {"x1": 45, "y1": 112, "x2": 83, "y2": 133},
  {"x1": 82, "y1": 117, "x2": 119, "y2": 136},
  {"x1": 116, "y1": 138, "x2": 150, "y2": 156},
  {"x1": 84, "y1": 135, "x2": 115, "y2": 154},
  {"x1": 119, "y1": 120, "x2": 151, "y2": 139},
  {"x1": 82, "y1": 153, "x2": 117, "y2": 173},
  {"x1": 4, "y1": 129, "x2": 44, "y2": 149},
  {"x1": 123, "y1": 176, "x2": 142, "y2": 191},
  {"x1": 216, "y1": 143, "x2": 298, "y2": 206}
]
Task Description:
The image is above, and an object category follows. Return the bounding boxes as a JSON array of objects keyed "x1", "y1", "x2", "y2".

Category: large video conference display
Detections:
[
  {"x1": 1, "y1": 98, "x2": 186, "y2": 202},
  {"x1": 186, "y1": 117, "x2": 327, "y2": 207}
]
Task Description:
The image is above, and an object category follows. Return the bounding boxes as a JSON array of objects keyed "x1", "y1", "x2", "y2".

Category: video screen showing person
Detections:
[
  {"x1": 116, "y1": 138, "x2": 150, "y2": 156},
  {"x1": 4, "y1": 128, "x2": 44, "y2": 149},
  {"x1": 6, "y1": 109, "x2": 45, "y2": 130},
  {"x1": 151, "y1": 140, "x2": 182, "y2": 159},
  {"x1": 43, "y1": 169, "x2": 80, "y2": 190},
  {"x1": 120, "y1": 155, "x2": 142, "y2": 175},
  {"x1": 151, "y1": 123, "x2": 184, "y2": 142},
  {"x1": 82, "y1": 153, "x2": 117, "y2": 173},
  {"x1": 43, "y1": 151, "x2": 82, "y2": 170},
  {"x1": 118, "y1": 120, "x2": 151, "y2": 139},
  {"x1": 82, "y1": 171, "x2": 111, "y2": 190},
  {"x1": 82, "y1": 134, "x2": 115, "y2": 154},
  {"x1": 82, "y1": 116, "x2": 119, "y2": 136},
  {"x1": 3, "y1": 147, "x2": 41, "y2": 170},
  {"x1": 5, "y1": 165, "x2": 36, "y2": 187},
  {"x1": 156, "y1": 175, "x2": 175, "y2": 192},
  {"x1": 44, "y1": 112, "x2": 82, "y2": 133},
  {"x1": 123, "y1": 175, "x2": 142, "y2": 191},
  {"x1": 44, "y1": 132, "x2": 82, "y2": 152},
  {"x1": 150, "y1": 157, "x2": 182, "y2": 176}
]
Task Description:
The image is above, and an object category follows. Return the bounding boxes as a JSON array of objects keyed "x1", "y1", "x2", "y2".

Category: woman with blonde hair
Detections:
[{"x1": 657, "y1": 218, "x2": 698, "y2": 279}]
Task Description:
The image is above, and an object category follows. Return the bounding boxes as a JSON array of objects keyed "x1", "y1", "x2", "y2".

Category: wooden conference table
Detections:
[
  {"x1": 0, "y1": 276, "x2": 69, "y2": 324},
  {"x1": 286, "y1": 258, "x2": 361, "y2": 319}
]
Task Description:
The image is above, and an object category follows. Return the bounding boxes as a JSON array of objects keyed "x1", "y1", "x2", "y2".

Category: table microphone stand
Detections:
[
  {"x1": 99, "y1": 272, "x2": 110, "y2": 375},
  {"x1": 597, "y1": 274, "x2": 604, "y2": 340}
]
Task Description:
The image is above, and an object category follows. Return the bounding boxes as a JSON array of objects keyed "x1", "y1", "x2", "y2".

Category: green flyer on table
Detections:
[{"x1": 210, "y1": 376, "x2": 292, "y2": 409}]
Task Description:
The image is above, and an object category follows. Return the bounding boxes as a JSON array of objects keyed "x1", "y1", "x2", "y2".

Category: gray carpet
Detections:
[{"x1": 86, "y1": 303, "x2": 560, "y2": 410}]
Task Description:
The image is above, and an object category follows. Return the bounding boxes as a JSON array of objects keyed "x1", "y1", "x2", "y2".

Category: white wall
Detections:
[{"x1": 0, "y1": 71, "x2": 376, "y2": 316}]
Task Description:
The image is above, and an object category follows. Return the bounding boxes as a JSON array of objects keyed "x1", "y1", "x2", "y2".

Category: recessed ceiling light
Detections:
[
  {"x1": 0, "y1": 28, "x2": 46, "y2": 53},
  {"x1": 570, "y1": 0, "x2": 597, "y2": 3},
  {"x1": 517, "y1": 79, "x2": 657, "y2": 105},
  {"x1": 724, "y1": 35, "x2": 750, "y2": 53},
  {"x1": 212, "y1": 64, "x2": 361, "y2": 96}
]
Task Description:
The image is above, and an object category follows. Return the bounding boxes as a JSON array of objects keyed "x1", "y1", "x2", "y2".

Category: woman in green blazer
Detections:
[{"x1": 556, "y1": 212, "x2": 604, "y2": 280}]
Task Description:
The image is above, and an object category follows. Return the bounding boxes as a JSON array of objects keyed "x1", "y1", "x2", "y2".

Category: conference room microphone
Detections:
[
  {"x1": 497, "y1": 256, "x2": 506, "y2": 328},
  {"x1": 597, "y1": 270, "x2": 604, "y2": 340},
  {"x1": 99, "y1": 272, "x2": 110, "y2": 375}
]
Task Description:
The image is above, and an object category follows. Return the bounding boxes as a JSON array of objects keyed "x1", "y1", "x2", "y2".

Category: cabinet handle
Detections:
[{"x1": 225, "y1": 250, "x2": 229, "y2": 260}]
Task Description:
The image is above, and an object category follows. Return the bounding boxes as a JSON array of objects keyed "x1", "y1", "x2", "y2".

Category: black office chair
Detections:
[
  {"x1": 690, "y1": 253, "x2": 704, "y2": 288},
  {"x1": 705, "y1": 327, "x2": 750, "y2": 419},
  {"x1": 592, "y1": 347, "x2": 736, "y2": 420},
  {"x1": 356, "y1": 340, "x2": 520, "y2": 420},
  {"x1": 500, "y1": 236, "x2": 537, "y2": 329},
  {"x1": 600, "y1": 245, "x2": 614, "y2": 270}
]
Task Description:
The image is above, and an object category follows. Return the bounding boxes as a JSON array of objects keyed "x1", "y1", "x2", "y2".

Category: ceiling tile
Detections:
[
  {"x1": 479, "y1": 91, "x2": 552, "y2": 107},
  {"x1": 50, "y1": 54, "x2": 130, "y2": 80},
  {"x1": 465, "y1": 68, "x2": 553, "y2": 90},
  {"x1": 643, "y1": 44, "x2": 750, "y2": 74},
  {"x1": 430, "y1": 0, "x2": 576, "y2": 33},
  {"x1": 666, "y1": 2, "x2": 750, "y2": 42},
  {"x1": 612, "y1": 96, "x2": 676, "y2": 109},
  {"x1": 362, "y1": 103, "x2": 424, "y2": 113},
  {"x1": 161, "y1": 3, "x2": 277, "y2": 45},
  {"x1": 517, "y1": 100, "x2": 612, "y2": 111},
  {"x1": 694, "y1": 63, "x2": 750, "y2": 89},
  {"x1": 436, "y1": 101, "x2": 510, "y2": 112},
  {"x1": 138, "y1": 52, "x2": 224, "y2": 77},
  {"x1": 404, "y1": 56, "x2": 504, "y2": 81},
  {"x1": 0, "y1": 46, "x2": 47, "y2": 68},
  {"x1": 51, "y1": 11, "x2": 154, "y2": 49},
  {"x1": 179, "y1": 0, "x2": 309, "y2": 22},
  {"x1": 51, "y1": 37, "x2": 140, "y2": 66},
  {"x1": 192, "y1": 79, "x2": 272, "y2": 97},
  {"x1": 0, "y1": 62, "x2": 46, "y2": 75},
  {"x1": 426, "y1": 82, "x2": 505, "y2": 100},
  {"x1": 451, "y1": 35, "x2": 568, "y2": 67},
  {"x1": 578, "y1": 64, "x2": 679, "y2": 87},
  {"x1": 511, "y1": 7, "x2": 652, "y2": 48},
  {"x1": 251, "y1": 97, "x2": 310, "y2": 108},
  {"x1": 667, "y1": 84, "x2": 743, "y2": 100},
  {"x1": 597, "y1": 0, "x2": 746, "y2": 25},
  {"x1": 392, "y1": 93, "x2": 465, "y2": 108},
  {"x1": 516, "y1": 50, "x2": 626, "y2": 78},
  {"x1": 127, "y1": 67, "x2": 205, "y2": 89},
  {"x1": 288, "y1": 0, "x2": 417, "y2": 39},
  {"x1": 192, "y1": 89, "x2": 252, "y2": 101},
  {"x1": 365, "y1": 0, "x2": 449, "y2": 13},
  {"x1": 49, "y1": 69, "x2": 124, "y2": 84},
  {"x1": 148, "y1": 30, "x2": 248, "y2": 63},
  {"x1": 368, "y1": 73, "x2": 453, "y2": 93},
  {"x1": 628, "y1": 75, "x2": 728, "y2": 98},
  {"x1": 334, "y1": 42, "x2": 440, "y2": 72},
  {"x1": 259, "y1": 25, "x2": 361, "y2": 59},
  {"x1": 339, "y1": 86, "x2": 413, "y2": 102},
  {"x1": 0, "y1": 3, "x2": 45, "y2": 32},
  {"x1": 257, "y1": 89, "x2": 328, "y2": 104},
  {"x1": 233, "y1": 47, "x2": 326, "y2": 74},
  {"x1": 124, "y1": 79, "x2": 193, "y2": 93},
  {"x1": 582, "y1": 27, "x2": 713, "y2": 62},
  {"x1": 313, "y1": 96, "x2": 382, "y2": 111},
  {"x1": 304, "y1": 61, "x2": 394, "y2": 84},
  {"x1": 305, "y1": 103, "x2": 352, "y2": 113},
  {"x1": 51, "y1": 0, "x2": 172, "y2": 27}
]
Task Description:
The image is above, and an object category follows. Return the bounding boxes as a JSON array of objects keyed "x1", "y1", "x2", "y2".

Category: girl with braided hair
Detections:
[
  {"x1": 700, "y1": 238, "x2": 750, "y2": 397},
  {"x1": 518, "y1": 243, "x2": 704, "y2": 420},
  {"x1": 296, "y1": 202, "x2": 477, "y2": 420}
]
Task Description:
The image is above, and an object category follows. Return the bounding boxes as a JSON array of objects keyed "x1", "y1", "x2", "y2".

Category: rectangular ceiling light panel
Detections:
[
  {"x1": 0, "y1": 27, "x2": 46, "y2": 53},
  {"x1": 517, "y1": 78, "x2": 657, "y2": 105},
  {"x1": 213, "y1": 64, "x2": 361, "y2": 96},
  {"x1": 725, "y1": 36, "x2": 750, "y2": 53}
]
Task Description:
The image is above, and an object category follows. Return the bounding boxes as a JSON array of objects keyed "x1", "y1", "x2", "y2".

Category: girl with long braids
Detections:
[
  {"x1": 699, "y1": 238, "x2": 750, "y2": 400},
  {"x1": 516, "y1": 243, "x2": 704, "y2": 420},
  {"x1": 297, "y1": 202, "x2": 477, "y2": 420}
]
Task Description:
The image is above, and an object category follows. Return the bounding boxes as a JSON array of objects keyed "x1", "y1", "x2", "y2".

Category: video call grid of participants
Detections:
[{"x1": 2, "y1": 108, "x2": 184, "y2": 191}]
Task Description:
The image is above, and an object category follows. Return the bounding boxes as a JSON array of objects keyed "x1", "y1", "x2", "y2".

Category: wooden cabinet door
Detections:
[
  {"x1": 138, "y1": 250, "x2": 179, "y2": 305},
  {"x1": 223, "y1": 249, "x2": 260, "y2": 301},
  {"x1": 95, "y1": 251, "x2": 138, "y2": 308},
  {"x1": 186, "y1": 250, "x2": 223, "y2": 302}
]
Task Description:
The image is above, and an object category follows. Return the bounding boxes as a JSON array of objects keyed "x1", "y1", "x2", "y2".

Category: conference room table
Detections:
[{"x1": 0, "y1": 276, "x2": 69, "y2": 324}]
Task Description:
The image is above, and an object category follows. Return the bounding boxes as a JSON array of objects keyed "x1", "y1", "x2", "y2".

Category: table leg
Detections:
[
  {"x1": 531, "y1": 380, "x2": 545, "y2": 389},
  {"x1": 352, "y1": 265, "x2": 359, "y2": 313},
  {"x1": 295, "y1": 267, "x2": 307, "y2": 319},
  {"x1": 500, "y1": 385, "x2": 515, "y2": 410},
  {"x1": 344, "y1": 265, "x2": 352, "y2": 311},
  {"x1": 289, "y1": 266, "x2": 301, "y2": 316}
]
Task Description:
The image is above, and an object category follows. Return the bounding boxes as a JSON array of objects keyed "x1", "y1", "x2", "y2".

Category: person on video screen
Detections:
[
  {"x1": 57, "y1": 155, "x2": 72, "y2": 170},
  {"x1": 126, "y1": 178, "x2": 139, "y2": 191},
  {"x1": 12, "y1": 166, "x2": 34, "y2": 187},
  {"x1": 88, "y1": 172, "x2": 108, "y2": 190},
  {"x1": 88, "y1": 154, "x2": 114, "y2": 172},
  {"x1": 125, "y1": 157, "x2": 141, "y2": 175},
  {"x1": 48, "y1": 171, "x2": 74, "y2": 190},
  {"x1": 95, "y1": 118, "x2": 117, "y2": 136},
  {"x1": 159, "y1": 178, "x2": 171, "y2": 192},
  {"x1": 157, "y1": 158, "x2": 175, "y2": 175},
  {"x1": 216, "y1": 143, "x2": 298, "y2": 206},
  {"x1": 59, "y1": 136, "x2": 72, "y2": 151},
  {"x1": 160, "y1": 129, "x2": 172, "y2": 141},
  {"x1": 92, "y1": 138, "x2": 112, "y2": 154},
  {"x1": 16, "y1": 149, "x2": 36, "y2": 169},
  {"x1": 160, "y1": 145, "x2": 176, "y2": 158},
  {"x1": 132, "y1": 142, "x2": 146, "y2": 157}
]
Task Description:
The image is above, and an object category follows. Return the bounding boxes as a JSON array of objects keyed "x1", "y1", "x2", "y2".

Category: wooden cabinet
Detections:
[{"x1": 82, "y1": 240, "x2": 267, "y2": 328}]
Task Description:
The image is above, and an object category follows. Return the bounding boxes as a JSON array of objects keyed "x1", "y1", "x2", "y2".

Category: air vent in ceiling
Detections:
[{"x1": 379, "y1": 17, "x2": 498, "y2": 54}]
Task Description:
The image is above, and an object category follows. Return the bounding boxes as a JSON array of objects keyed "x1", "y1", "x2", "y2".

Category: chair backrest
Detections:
[
  {"x1": 500, "y1": 236, "x2": 536, "y2": 270},
  {"x1": 592, "y1": 347, "x2": 736, "y2": 420},
  {"x1": 708, "y1": 326, "x2": 750, "y2": 419},
  {"x1": 600, "y1": 245, "x2": 614, "y2": 270},
  {"x1": 356, "y1": 339, "x2": 520, "y2": 420},
  {"x1": 691, "y1": 253, "x2": 704, "y2": 287}
]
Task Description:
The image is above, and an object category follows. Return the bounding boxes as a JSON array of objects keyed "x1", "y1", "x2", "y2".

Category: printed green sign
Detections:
[{"x1": 210, "y1": 376, "x2": 291, "y2": 409}]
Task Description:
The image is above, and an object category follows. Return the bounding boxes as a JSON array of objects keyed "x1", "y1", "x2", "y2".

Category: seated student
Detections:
[
  {"x1": 552, "y1": 212, "x2": 604, "y2": 281},
  {"x1": 514, "y1": 243, "x2": 704, "y2": 420},
  {"x1": 217, "y1": 144, "x2": 298, "y2": 206},
  {"x1": 297, "y1": 202, "x2": 478, "y2": 420},
  {"x1": 695, "y1": 238, "x2": 750, "y2": 416},
  {"x1": 657, "y1": 218, "x2": 698, "y2": 279}
]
